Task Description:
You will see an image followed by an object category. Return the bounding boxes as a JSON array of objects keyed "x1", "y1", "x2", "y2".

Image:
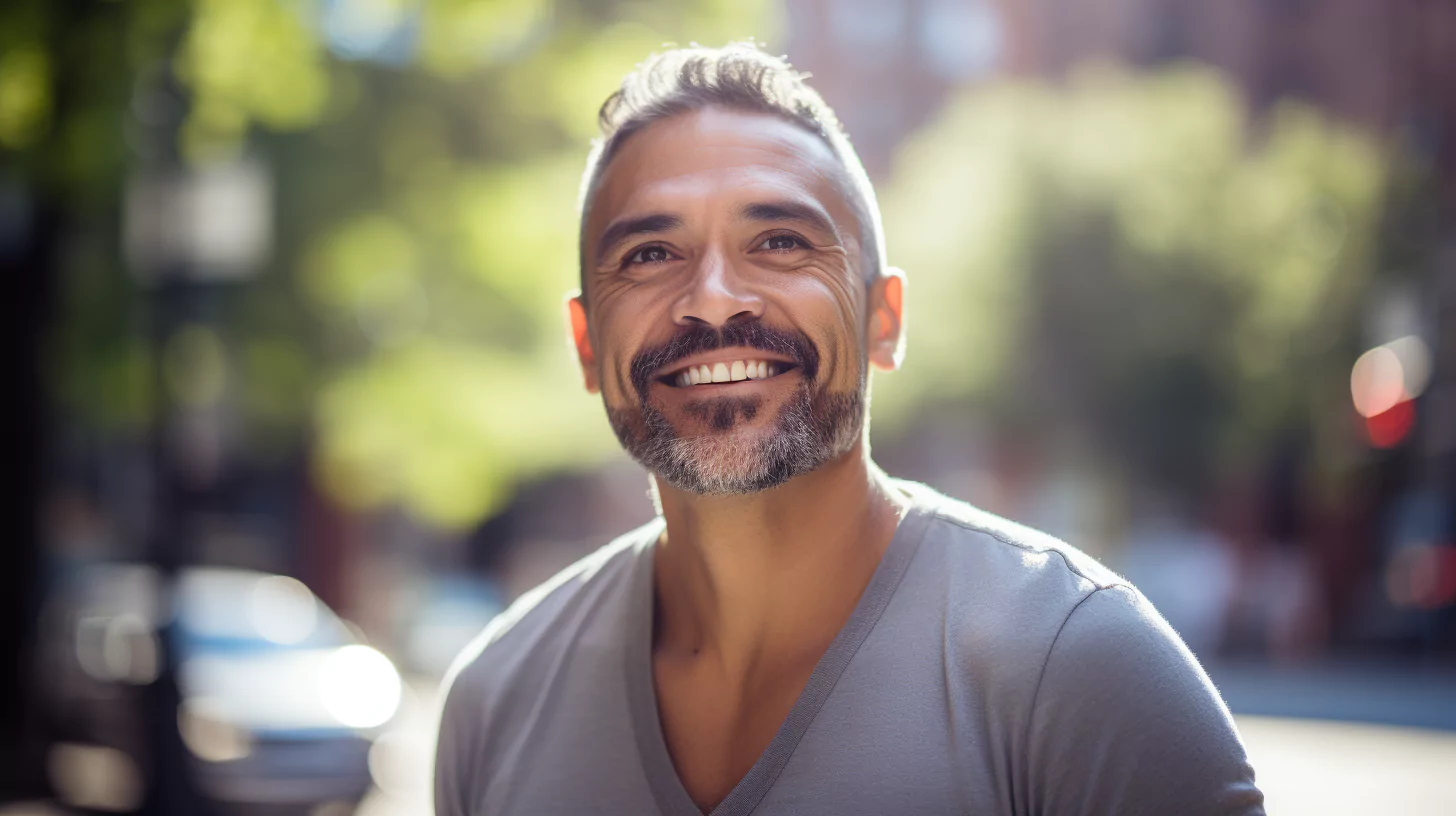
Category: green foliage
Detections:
[
  {"x1": 0, "y1": 43, "x2": 51, "y2": 149},
  {"x1": 281, "y1": 0, "x2": 779, "y2": 526},
  {"x1": 179, "y1": 0, "x2": 333, "y2": 160},
  {"x1": 875, "y1": 63, "x2": 1387, "y2": 495}
]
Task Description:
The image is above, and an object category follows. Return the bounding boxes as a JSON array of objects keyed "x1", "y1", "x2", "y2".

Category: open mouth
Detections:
[{"x1": 658, "y1": 359, "x2": 798, "y2": 388}]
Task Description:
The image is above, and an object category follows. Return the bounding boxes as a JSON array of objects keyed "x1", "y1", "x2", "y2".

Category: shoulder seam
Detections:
[
  {"x1": 1020, "y1": 584, "x2": 1131, "y2": 773},
  {"x1": 925, "y1": 511, "x2": 1116, "y2": 589}
]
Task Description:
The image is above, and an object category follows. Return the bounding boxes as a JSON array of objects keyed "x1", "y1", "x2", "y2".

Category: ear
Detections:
[
  {"x1": 565, "y1": 291, "x2": 601, "y2": 394},
  {"x1": 867, "y1": 267, "x2": 906, "y2": 372}
]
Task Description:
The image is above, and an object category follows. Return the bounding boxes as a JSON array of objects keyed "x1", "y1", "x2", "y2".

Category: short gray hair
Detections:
[{"x1": 577, "y1": 42, "x2": 885, "y2": 291}]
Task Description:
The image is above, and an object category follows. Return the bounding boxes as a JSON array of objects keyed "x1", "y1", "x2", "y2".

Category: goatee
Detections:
[{"x1": 605, "y1": 321, "x2": 865, "y2": 495}]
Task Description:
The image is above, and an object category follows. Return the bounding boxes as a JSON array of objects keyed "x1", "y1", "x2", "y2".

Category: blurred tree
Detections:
[
  {"x1": 874, "y1": 64, "x2": 1387, "y2": 505},
  {"x1": 5, "y1": 0, "x2": 778, "y2": 530}
]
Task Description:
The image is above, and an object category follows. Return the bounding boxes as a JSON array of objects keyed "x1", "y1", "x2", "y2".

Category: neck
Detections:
[{"x1": 650, "y1": 440, "x2": 909, "y2": 670}]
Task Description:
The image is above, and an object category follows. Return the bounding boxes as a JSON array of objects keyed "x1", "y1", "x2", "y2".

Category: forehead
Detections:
[{"x1": 587, "y1": 107, "x2": 854, "y2": 241}]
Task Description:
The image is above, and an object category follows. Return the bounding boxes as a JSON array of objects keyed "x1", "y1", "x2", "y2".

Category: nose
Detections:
[{"x1": 670, "y1": 248, "x2": 764, "y2": 328}]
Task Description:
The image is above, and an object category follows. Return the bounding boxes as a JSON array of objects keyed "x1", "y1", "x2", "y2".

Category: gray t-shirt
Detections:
[{"x1": 434, "y1": 481, "x2": 1265, "y2": 815}]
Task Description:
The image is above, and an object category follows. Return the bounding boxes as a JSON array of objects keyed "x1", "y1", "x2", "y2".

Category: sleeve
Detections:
[
  {"x1": 1024, "y1": 584, "x2": 1265, "y2": 816},
  {"x1": 432, "y1": 664, "x2": 482, "y2": 816}
]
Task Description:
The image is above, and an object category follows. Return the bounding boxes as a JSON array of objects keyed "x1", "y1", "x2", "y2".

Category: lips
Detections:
[{"x1": 628, "y1": 321, "x2": 819, "y2": 400}]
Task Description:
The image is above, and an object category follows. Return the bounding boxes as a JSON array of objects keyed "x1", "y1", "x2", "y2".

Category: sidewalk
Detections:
[{"x1": 1238, "y1": 715, "x2": 1456, "y2": 816}]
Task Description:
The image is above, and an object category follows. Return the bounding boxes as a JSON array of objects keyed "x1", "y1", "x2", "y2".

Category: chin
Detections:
[
  {"x1": 609, "y1": 382, "x2": 865, "y2": 497},
  {"x1": 653, "y1": 421, "x2": 822, "y2": 496}
]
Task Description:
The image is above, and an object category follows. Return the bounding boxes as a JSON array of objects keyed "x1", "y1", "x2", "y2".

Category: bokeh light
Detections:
[
  {"x1": 249, "y1": 575, "x2": 320, "y2": 645},
  {"x1": 319, "y1": 645, "x2": 403, "y2": 729},
  {"x1": 1351, "y1": 345, "x2": 1408, "y2": 419},
  {"x1": 1351, "y1": 335, "x2": 1432, "y2": 448}
]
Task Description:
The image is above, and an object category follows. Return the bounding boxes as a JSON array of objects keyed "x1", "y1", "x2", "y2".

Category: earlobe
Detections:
[
  {"x1": 868, "y1": 268, "x2": 906, "y2": 372},
  {"x1": 565, "y1": 292, "x2": 601, "y2": 394}
]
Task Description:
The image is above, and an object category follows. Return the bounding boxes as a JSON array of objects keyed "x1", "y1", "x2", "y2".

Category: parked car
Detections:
[{"x1": 37, "y1": 563, "x2": 402, "y2": 814}]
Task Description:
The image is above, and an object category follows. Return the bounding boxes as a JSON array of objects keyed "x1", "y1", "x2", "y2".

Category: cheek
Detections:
[
  {"x1": 785, "y1": 247, "x2": 865, "y2": 326},
  {"x1": 591, "y1": 287, "x2": 672, "y2": 404},
  {"x1": 769, "y1": 266, "x2": 866, "y2": 386}
]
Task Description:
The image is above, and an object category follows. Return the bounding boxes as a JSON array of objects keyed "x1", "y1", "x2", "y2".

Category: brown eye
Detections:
[
  {"x1": 758, "y1": 234, "x2": 807, "y2": 252},
  {"x1": 627, "y1": 245, "x2": 673, "y2": 265}
]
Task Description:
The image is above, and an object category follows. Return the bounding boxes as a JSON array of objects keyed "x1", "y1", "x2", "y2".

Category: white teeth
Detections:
[{"x1": 672, "y1": 360, "x2": 783, "y2": 386}]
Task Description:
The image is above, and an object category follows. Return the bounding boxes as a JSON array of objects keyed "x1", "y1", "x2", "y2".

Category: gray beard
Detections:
[{"x1": 606, "y1": 377, "x2": 865, "y2": 495}]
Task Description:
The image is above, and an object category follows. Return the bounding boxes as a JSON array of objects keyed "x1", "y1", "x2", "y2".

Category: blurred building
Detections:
[{"x1": 788, "y1": 0, "x2": 1456, "y2": 182}]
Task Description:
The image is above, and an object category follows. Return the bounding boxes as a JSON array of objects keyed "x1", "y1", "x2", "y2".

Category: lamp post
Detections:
[{"x1": 124, "y1": 72, "x2": 271, "y2": 815}]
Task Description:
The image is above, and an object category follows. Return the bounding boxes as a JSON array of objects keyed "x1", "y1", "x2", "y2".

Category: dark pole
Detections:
[
  {"x1": 132, "y1": 63, "x2": 213, "y2": 816},
  {"x1": 0, "y1": 167, "x2": 57, "y2": 804}
]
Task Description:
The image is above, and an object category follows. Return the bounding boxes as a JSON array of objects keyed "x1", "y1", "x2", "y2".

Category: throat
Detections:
[{"x1": 652, "y1": 643, "x2": 822, "y2": 812}]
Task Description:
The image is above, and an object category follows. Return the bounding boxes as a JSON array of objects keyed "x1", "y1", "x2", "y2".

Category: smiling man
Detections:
[{"x1": 434, "y1": 44, "x2": 1265, "y2": 816}]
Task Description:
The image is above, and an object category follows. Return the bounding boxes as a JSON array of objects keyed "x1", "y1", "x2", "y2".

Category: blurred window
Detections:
[
  {"x1": 830, "y1": 0, "x2": 908, "y2": 69},
  {"x1": 919, "y1": 0, "x2": 1002, "y2": 80}
]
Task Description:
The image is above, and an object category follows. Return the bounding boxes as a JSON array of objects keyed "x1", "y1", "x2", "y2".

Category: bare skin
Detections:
[{"x1": 568, "y1": 107, "x2": 908, "y2": 812}]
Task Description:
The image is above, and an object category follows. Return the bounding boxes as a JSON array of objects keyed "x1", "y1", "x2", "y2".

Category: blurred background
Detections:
[{"x1": 2, "y1": 0, "x2": 1455, "y2": 814}]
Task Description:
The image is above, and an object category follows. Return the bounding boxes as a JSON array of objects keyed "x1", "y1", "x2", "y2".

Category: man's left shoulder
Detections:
[
  {"x1": 898, "y1": 479, "x2": 1127, "y2": 599},
  {"x1": 891, "y1": 478, "x2": 1201, "y2": 685}
]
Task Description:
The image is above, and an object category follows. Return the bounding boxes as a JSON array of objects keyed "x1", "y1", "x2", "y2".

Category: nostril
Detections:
[{"x1": 677, "y1": 310, "x2": 759, "y2": 329}]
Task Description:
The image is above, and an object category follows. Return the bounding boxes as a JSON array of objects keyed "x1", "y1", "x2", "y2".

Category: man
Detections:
[{"x1": 434, "y1": 43, "x2": 1265, "y2": 815}]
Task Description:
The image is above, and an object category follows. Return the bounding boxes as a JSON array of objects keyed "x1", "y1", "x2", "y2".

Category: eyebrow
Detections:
[
  {"x1": 594, "y1": 213, "x2": 684, "y2": 266},
  {"x1": 738, "y1": 200, "x2": 841, "y2": 242}
]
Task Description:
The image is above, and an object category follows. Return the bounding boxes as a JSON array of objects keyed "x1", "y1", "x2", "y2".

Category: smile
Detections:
[{"x1": 660, "y1": 359, "x2": 796, "y2": 388}]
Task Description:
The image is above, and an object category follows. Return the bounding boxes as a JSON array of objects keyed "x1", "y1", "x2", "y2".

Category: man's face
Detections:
[{"x1": 570, "y1": 107, "x2": 902, "y2": 495}]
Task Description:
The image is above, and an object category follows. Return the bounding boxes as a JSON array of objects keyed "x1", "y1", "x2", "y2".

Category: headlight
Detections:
[{"x1": 317, "y1": 645, "x2": 402, "y2": 729}]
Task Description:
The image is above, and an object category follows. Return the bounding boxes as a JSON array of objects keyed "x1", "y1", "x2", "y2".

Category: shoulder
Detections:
[
  {"x1": 433, "y1": 518, "x2": 660, "y2": 812},
  {"x1": 1026, "y1": 585, "x2": 1264, "y2": 813},
  {"x1": 895, "y1": 478, "x2": 1209, "y2": 675},
  {"x1": 892, "y1": 480, "x2": 1154, "y2": 681},
  {"x1": 438, "y1": 516, "x2": 660, "y2": 720},
  {"x1": 898, "y1": 478, "x2": 1126, "y2": 596},
  {"x1": 891, "y1": 484, "x2": 1262, "y2": 811}
]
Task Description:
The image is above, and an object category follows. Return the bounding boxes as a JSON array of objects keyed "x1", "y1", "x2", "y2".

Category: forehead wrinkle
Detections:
[
  {"x1": 609, "y1": 165, "x2": 848, "y2": 241},
  {"x1": 597, "y1": 182, "x2": 830, "y2": 254},
  {"x1": 648, "y1": 154, "x2": 841, "y2": 211}
]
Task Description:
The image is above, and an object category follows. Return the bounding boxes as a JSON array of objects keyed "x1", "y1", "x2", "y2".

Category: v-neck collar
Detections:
[{"x1": 623, "y1": 494, "x2": 932, "y2": 816}]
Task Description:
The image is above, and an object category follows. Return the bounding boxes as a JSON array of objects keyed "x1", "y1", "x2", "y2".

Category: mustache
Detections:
[{"x1": 629, "y1": 320, "x2": 821, "y2": 398}]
